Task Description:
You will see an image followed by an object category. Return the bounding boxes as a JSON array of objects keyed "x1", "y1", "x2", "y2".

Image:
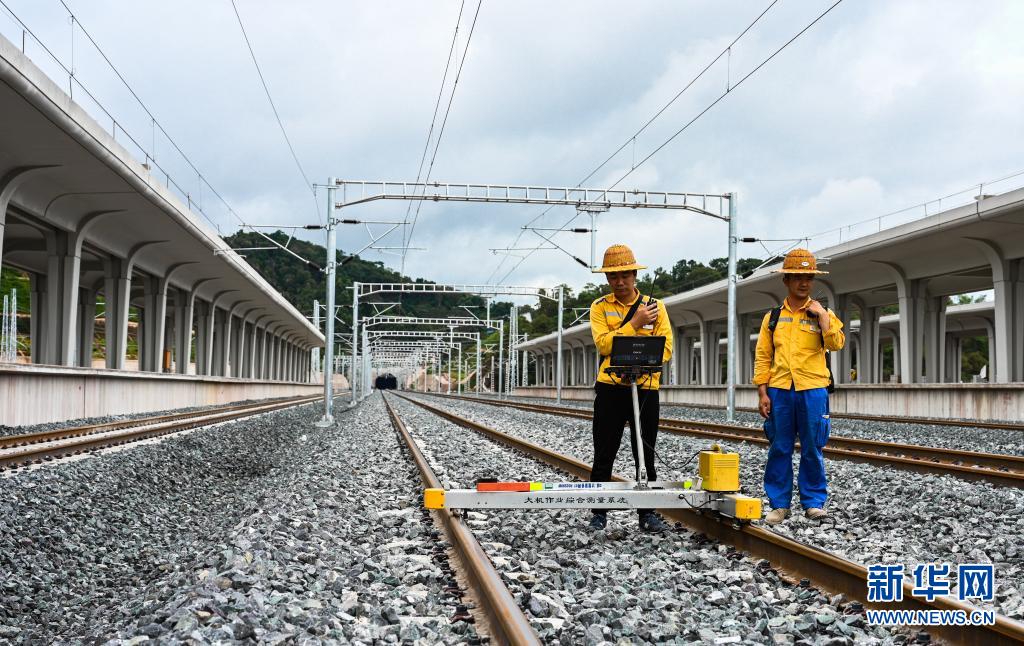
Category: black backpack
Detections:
[{"x1": 767, "y1": 306, "x2": 835, "y2": 394}]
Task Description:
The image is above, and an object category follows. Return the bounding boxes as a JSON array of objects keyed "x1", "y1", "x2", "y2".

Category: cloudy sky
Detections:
[{"x1": 4, "y1": 0, "x2": 1023, "y2": 296}]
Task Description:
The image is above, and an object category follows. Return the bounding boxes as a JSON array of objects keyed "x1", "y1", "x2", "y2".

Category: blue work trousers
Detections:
[{"x1": 763, "y1": 386, "x2": 831, "y2": 510}]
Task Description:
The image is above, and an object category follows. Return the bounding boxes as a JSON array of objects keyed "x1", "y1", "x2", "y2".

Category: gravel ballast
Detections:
[
  {"x1": 0, "y1": 395, "x2": 479, "y2": 644},
  {"x1": 492, "y1": 394, "x2": 1024, "y2": 456},
  {"x1": 411, "y1": 393, "x2": 1024, "y2": 622},
  {"x1": 390, "y1": 394, "x2": 909, "y2": 644}
]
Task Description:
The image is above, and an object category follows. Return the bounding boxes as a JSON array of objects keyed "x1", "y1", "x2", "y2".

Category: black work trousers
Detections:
[{"x1": 590, "y1": 382, "x2": 659, "y2": 516}]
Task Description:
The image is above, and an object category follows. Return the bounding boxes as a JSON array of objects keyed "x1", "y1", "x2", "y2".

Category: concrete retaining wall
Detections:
[
  {"x1": 516, "y1": 384, "x2": 1024, "y2": 423},
  {"x1": 0, "y1": 364, "x2": 323, "y2": 427}
]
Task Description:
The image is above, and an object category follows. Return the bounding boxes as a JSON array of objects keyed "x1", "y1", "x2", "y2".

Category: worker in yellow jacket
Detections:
[
  {"x1": 588, "y1": 244, "x2": 673, "y2": 532},
  {"x1": 753, "y1": 249, "x2": 845, "y2": 525}
]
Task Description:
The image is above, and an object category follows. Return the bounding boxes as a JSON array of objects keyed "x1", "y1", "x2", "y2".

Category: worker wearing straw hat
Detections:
[
  {"x1": 588, "y1": 244, "x2": 673, "y2": 533},
  {"x1": 753, "y1": 249, "x2": 845, "y2": 525}
]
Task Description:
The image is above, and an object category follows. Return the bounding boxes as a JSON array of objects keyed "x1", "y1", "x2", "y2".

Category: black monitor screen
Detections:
[{"x1": 610, "y1": 336, "x2": 666, "y2": 367}]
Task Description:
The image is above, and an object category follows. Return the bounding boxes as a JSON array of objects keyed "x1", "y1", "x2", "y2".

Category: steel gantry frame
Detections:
[
  {"x1": 366, "y1": 329, "x2": 483, "y2": 394},
  {"x1": 319, "y1": 178, "x2": 739, "y2": 421},
  {"x1": 362, "y1": 315, "x2": 495, "y2": 393},
  {"x1": 339, "y1": 281, "x2": 561, "y2": 409}
]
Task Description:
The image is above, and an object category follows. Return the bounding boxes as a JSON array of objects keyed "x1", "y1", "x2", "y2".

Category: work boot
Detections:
[
  {"x1": 764, "y1": 508, "x2": 791, "y2": 525},
  {"x1": 805, "y1": 507, "x2": 828, "y2": 520},
  {"x1": 588, "y1": 513, "x2": 607, "y2": 531},
  {"x1": 639, "y1": 512, "x2": 670, "y2": 533}
]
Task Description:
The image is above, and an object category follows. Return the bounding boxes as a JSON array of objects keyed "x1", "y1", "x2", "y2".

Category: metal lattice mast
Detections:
[{"x1": 317, "y1": 181, "x2": 337, "y2": 427}]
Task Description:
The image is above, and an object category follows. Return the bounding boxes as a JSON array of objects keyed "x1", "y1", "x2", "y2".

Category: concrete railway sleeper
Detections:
[
  {"x1": 0, "y1": 395, "x2": 322, "y2": 470},
  {"x1": 395, "y1": 392, "x2": 1024, "y2": 646},
  {"x1": 431, "y1": 394, "x2": 1024, "y2": 489}
]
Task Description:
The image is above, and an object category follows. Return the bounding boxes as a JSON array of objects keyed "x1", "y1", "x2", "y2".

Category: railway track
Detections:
[
  {"x1": 382, "y1": 395, "x2": 541, "y2": 645},
  {"x1": 431, "y1": 393, "x2": 1024, "y2": 488},
  {"x1": 0, "y1": 395, "x2": 323, "y2": 470},
  {"x1": 514, "y1": 394, "x2": 1024, "y2": 432},
  {"x1": 393, "y1": 392, "x2": 1024, "y2": 646},
  {"x1": 676, "y1": 401, "x2": 1024, "y2": 433}
]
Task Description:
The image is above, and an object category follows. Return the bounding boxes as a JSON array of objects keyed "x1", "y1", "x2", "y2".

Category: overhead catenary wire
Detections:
[
  {"x1": 507, "y1": 1, "x2": 846, "y2": 284},
  {"x1": 400, "y1": 0, "x2": 467, "y2": 264},
  {"x1": 402, "y1": 0, "x2": 484, "y2": 272},
  {"x1": 487, "y1": 0, "x2": 780, "y2": 285},
  {"x1": 229, "y1": 0, "x2": 322, "y2": 226},
  {"x1": 606, "y1": 0, "x2": 844, "y2": 192},
  {"x1": 31, "y1": 1, "x2": 319, "y2": 268}
]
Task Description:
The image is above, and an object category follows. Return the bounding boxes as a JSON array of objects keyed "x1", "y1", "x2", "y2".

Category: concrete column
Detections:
[
  {"x1": 249, "y1": 322, "x2": 263, "y2": 379},
  {"x1": 568, "y1": 345, "x2": 576, "y2": 386},
  {"x1": 203, "y1": 304, "x2": 217, "y2": 377},
  {"x1": 945, "y1": 334, "x2": 962, "y2": 383},
  {"x1": 174, "y1": 287, "x2": 199, "y2": 374},
  {"x1": 254, "y1": 326, "x2": 264, "y2": 379},
  {"x1": 141, "y1": 276, "x2": 162, "y2": 372},
  {"x1": 876, "y1": 263, "x2": 924, "y2": 383},
  {"x1": 736, "y1": 315, "x2": 752, "y2": 385},
  {"x1": 77, "y1": 285, "x2": 97, "y2": 367},
  {"x1": 830, "y1": 293, "x2": 851, "y2": 384},
  {"x1": 285, "y1": 342, "x2": 292, "y2": 382},
  {"x1": 29, "y1": 272, "x2": 46, "y2": 363},
  {"x1": 965, "y1": 240, "x2": 1023, "y2": 383},
  {"x1": 212, "y1": 309, "x2": 227, "y2": 377},
  {"x1": 891, "y1": 332, "x2": 901, "y2": 382},
  {"x1": 677, "y1": 336, "x2": 692, "y2": 385},
  {"x1": 145, "y1": 264, "x2": 193, "y2": 373},
  {"x1": 265, "y1": 327, "x2": 273, "y2": 379},
  {"x1": 983, "y1": 319, "x2": 996, "y2": 382},
  {"x1": 271, "y1": 333, "x2": 280, "y2": 380},
  {"x1": 281, "y1": 337, "x2": 289, "y2": 380},
  {"x1": 709, "y1": 326, "x2": 723, "y2": 385},
  {"x1": 923, "y1": 294, "x2": 948, "y2": 383},
  {"x1": 225, "y1": 314, "x2": 238, "y2": 377},
  {"x1": 695, "y1": 316, "x2": 712, "y2": 386},
  {"x1": 250, "y1": 325, "x2": 260, "y2": 378},
  {"x1": 277, "y1": 337, "x2": 285, "y2": 381},
  {"x1": 234, "y1": 318, "x2": 247, "y2": 378},
  {"x1": 103, "y1": 258, "x2": 132, "y2": 370},
  {"x1": 42, "y1": 229, "x2": 73, "y2": 366},
  {"x1": 194, "y1": 301, "x2": 209, "y2": 376},
  {"x1": 850, "y1": 296, "x2": 878, "y2": 384}
]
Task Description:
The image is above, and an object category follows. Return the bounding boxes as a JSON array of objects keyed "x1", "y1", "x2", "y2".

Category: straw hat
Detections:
[
  {"x1": 772, "y1": 248, "x2": 828, "y2": 275},
  {"x1": 593, "y1": 244, "x2": 647, "y2": 273}
]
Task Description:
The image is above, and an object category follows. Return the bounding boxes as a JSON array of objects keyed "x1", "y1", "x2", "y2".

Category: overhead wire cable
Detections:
[
  {"x1": 487, "y1": 0, "x2": 778, "y2": 284},
  {"x1": 229, "y1": 0, "x2": 323, "y2": 225},
  {"x1": 43, "y1": 0, "x2": 319, "y2": 267},
  {"x1": 607, "y1": 0, "x2": 844, "y2": 191},
  {"x1": 402, "y1": 0, "x2": 484, "y2": 272},
  {"x1": 498, "y1": 0, "x2": 843, "y2": 284},
  {"x1": 400, "y1": 1, "x2": 466, "y2": 259}
]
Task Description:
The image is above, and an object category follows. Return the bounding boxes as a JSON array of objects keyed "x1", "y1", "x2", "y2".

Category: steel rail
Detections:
[
  {"x1": 396, "y1": 393, "x2": 1024, "y2": 646},
  {"x1": 381, "y1": 395, "x2": 541, "y2": 646},
  {"x1": 0, "y1": 395, "x2": 322, "y2": 470},
  {"x1": 634, "y1": 400, "x2": 1024, "y2": 433},
  {"x1": 431, "y1": 394, "x2": 1024, "y2": 488},
  {"x1": 0, "y1": 396, "x2": 322, "y2": 449}
]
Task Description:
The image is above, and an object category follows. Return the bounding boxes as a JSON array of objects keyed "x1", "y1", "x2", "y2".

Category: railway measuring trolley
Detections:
[{"x1": 424, "y1": 336, "x2": 762, "y2": 522}]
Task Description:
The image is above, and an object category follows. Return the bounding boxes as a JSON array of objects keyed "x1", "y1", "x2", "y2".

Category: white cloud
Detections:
[{"x1": 5, "y1": 0, "x2": 1023, "y2": 304}]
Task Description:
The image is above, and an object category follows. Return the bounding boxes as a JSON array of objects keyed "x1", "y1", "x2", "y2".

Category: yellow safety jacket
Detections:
[
  {"x1": 752, "y1": 297, "x2": 845, "y2": 391},
  {"x1": 590, "y1": 290, "x2": 673, "y2": 389}
]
